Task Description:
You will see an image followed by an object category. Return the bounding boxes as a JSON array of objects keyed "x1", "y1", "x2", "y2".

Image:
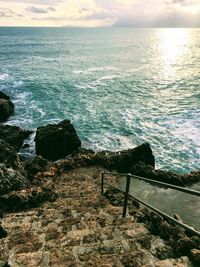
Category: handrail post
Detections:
[
  {"x1": 122, "y1": 174, "x2": 131, "y2": 217},
  {"x1": 101, "y1": 173, "x2": 104, "y2": 195}
]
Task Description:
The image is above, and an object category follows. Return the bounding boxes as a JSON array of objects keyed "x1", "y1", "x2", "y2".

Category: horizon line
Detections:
[{"x1": 0, "y1": 25, "x2": 200, "y2": 29}]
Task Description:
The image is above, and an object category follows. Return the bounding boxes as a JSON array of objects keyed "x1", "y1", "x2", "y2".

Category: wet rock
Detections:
[
  {"x1": 35, "y1": 119, "x2": 81, "y2": 161},
  {"x1": 0, "y1": 186, "x2": 56, "y2": 212},
  {"x1": 0, "y1": 124, "x2": 32, "y2": 151},
  {"x1": 0, "y1": 163, "x2": 30, "y2": 195},
  {"x1": 0, "y1": 91, "x2": 10, "y2": 100},
  {"x1": 0, "y1": 99, "x2": 14, "y2": 122},
  {"x1": 22, "y1": 143, "x2": 30, "y2": 149},
  {"x1": 130, "y1": 162, "x2": 200, "y2": 186}
]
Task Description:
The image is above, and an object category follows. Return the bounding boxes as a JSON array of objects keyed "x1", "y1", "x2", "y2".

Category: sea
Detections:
[{"x1": 0, "y1": 27, "x2": 199, "y2": 228}]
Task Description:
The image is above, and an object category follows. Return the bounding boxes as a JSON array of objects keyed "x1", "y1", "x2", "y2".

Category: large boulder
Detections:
[
  {"x1": 0, "y1": 124, "x2": 32, "y2": 151},
  {"x1": 104, "y1": 142, "x2": 155, "y2": 172},
  {"x1": 35, "y1": 120, "x2": 81, "y2": 161},
  {"x1": 0, "y1": 99, "x2": 14, "y2": 122},
  {"x1": 56, "y1": 143, "x2": 155, "y2": 173}
]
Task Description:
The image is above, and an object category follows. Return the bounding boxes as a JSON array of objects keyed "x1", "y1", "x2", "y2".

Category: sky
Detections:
[{"x1": 0, "y1": 0, "x2": 200, "y2": 27}]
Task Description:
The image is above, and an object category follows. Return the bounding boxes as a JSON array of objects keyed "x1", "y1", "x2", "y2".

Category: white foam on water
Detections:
[
  {"x1": 13, "y1": 81, "x2": 23, "y2": 87},
  {"x1": 72, "y1": 66, "x2": 118, "y2": 75},
  {"x1": 87, "y1": 131, "x2": 136, "y2": 152},
  {"x1": 0, "y1": 73, "x2": 9, "y2": 81},
  {"x1": 13, "y1": 91, "x2": 31, "y2": 104},
  {"x1": 170, "y1": 119, "x2": 200, "y2": 154},
  {"x1": 98, "y1": 74, "x2": 120, "y2": 81}
]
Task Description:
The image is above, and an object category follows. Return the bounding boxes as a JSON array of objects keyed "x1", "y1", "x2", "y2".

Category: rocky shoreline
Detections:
[{"x1": 0, "y1": 90, "x2": 200, "y2": 266}]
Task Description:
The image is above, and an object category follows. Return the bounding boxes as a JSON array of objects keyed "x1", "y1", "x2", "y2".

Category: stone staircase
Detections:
[{"x1": 0, "y1": 166, "x2": 191, "y2": 267}]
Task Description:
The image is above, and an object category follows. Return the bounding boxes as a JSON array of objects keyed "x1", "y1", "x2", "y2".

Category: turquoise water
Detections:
[{"x1": 0, "y1": 27, "x2": 200, "y2": 173}]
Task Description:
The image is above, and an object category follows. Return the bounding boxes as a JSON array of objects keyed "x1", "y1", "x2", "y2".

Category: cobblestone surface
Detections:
[{"x1": 0, "y1": 167, "x2": 192, "y2": 266}]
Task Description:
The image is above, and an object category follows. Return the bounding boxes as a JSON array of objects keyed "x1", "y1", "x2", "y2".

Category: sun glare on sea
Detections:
[{"x1": 158, "y1": 28, "x2": 191, "y2": 80}]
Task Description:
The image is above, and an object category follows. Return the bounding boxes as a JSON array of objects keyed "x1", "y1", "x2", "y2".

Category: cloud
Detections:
[
  {"x1": 0, "y1": 11, "x2": 12, "y2": 17},
  {"x1": 0, "y1": 0, "x2": 200, "y2": 27},
  {"x1": 110, "y1": 0, "x2": 200, "y2": 27},
  {"x1": 154, "y1": 11, "x2": 200, "y2": 27},
  {"x1": 170, "y1": 0, "x2": 197, "y2": 5},
  {"x1": 113, "y1": 10, "x2": 200, "y2": 28},
  {"x1": 26, "y1": 6, "x2": 55, "y2": 14},
  {"x1": 84, "y1": 10, "x2": 116, "y2": 20},
  {"x1": 0, "y1": 8, "x2": 23, "y2": 17},
  {"x1": 32, "y1": 16, "x2": 67, "y2": 21},
  {"x1": 0, "y1": 0, "x2": 65, "y2": 5}
]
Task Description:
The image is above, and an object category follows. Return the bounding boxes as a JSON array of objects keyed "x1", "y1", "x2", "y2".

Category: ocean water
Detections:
[{"x1": 0, "y1": 27, "x2": 200, "y2": 173}]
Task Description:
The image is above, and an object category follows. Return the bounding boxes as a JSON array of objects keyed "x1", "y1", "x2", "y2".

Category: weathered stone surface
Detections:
[
  {"x1": 56, "y1": 143, "x2": 155, "y2": 174},
  {"x1": 130, "y1": 161, "x2": 200, "y2": 186},
  {"x1": 155, "y1": 256, "x2": 190, "y2": 267},
  {"x1": 104, "y1": 187, "x2": 199, "y2": 265},
  {"x1": 0, "y1": 138, "x2": 56, "y2": 213},
  {"x1": 0, "y1": 186, "x2": 56, "y2": 212},
  {"x1": 35, "y1": 119, "x2": 81, "y2": 161},
  {"x1": 0, "y1": 166, "x2": 195, "y2": 266},
  {"x1": 0, "y1": 124, "x2": 32, "y2": 151},
  {"x1": 0, "y1": 140, "x2": 23, "y2": 170},
  {"x1": 0, "y1": 99, "x2": 14, "y2": 122},
  {"x1": 0, "y1": 163, "x2": 30, "y2": 195},
  {"x1": 24, "y1": 156, "x2": 50, "y2": 181}
]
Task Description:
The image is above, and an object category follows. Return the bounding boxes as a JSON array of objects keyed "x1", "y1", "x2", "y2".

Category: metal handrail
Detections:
[
  {"x1": 103, "y1": 172, "x2": 200, "y2": 196},
  {"x1": 101, "y1": 172, "x2": 200, "y2": 237}
]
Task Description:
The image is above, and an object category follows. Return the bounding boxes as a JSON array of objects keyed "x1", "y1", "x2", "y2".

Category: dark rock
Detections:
[
  {"x1": 149, "y1": 212, "x2": 163, "y2": 235},
  {"x1": 157, "y1": 221, "x2": 175, "y2": 240},
  {"x1": 0, "y1": 226, "x2": 7, "y2": 239},
  {"x1": 22, "y1": 143, "x2": 30, "y2": 149},
  {"x1": 35, "y1": 120, "x2": 81, "y2": 161},
  {"x1": 56, "y1": 143, "x2": 155, "y2": 174},
  {"x1": 0, "y1": 163, "x2": 30, "y2": 195},
  {"x1": 0, "y1": 186, "x2": 56, "y2": 212},
  {"x1": 121, "y1": 251, "x2": 149, "y2": 267},
  {"x1": 176, "y1": 236, "x2": 200, "y2": 256},
  {"x1": 0, "y1": 99, "x2": 14, "y2": 122},
  {"x1": 0, "y1": 91, "x2": 10, "y2": 100},
  {"x1": 130, "y1": 162, "x2": 200, "y2": 186},
  {"x1": 0, "y1": 261, "x2": 10, "y2": 267},
  {"x1": 24, "y1": 155, "x2": 49, "y2": 181},
  {"x1": 137, "y1": 234, "x2": 152, "y2": 250},
  {"x1": 0, "y1": 140, "x2": 23, "y2": 170},
  {"x1": 155, "y1": 244, "x2": 174, "y2": 260},
  {"x1": 0, "y1": 124, "x2": 32, "y2": 151},
  {"x1": 190, "y1": 249, "x2": 200, "y2": 265},
  {"x1": 107, "y1": 143, "x2": 155, "y2": 172}
]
